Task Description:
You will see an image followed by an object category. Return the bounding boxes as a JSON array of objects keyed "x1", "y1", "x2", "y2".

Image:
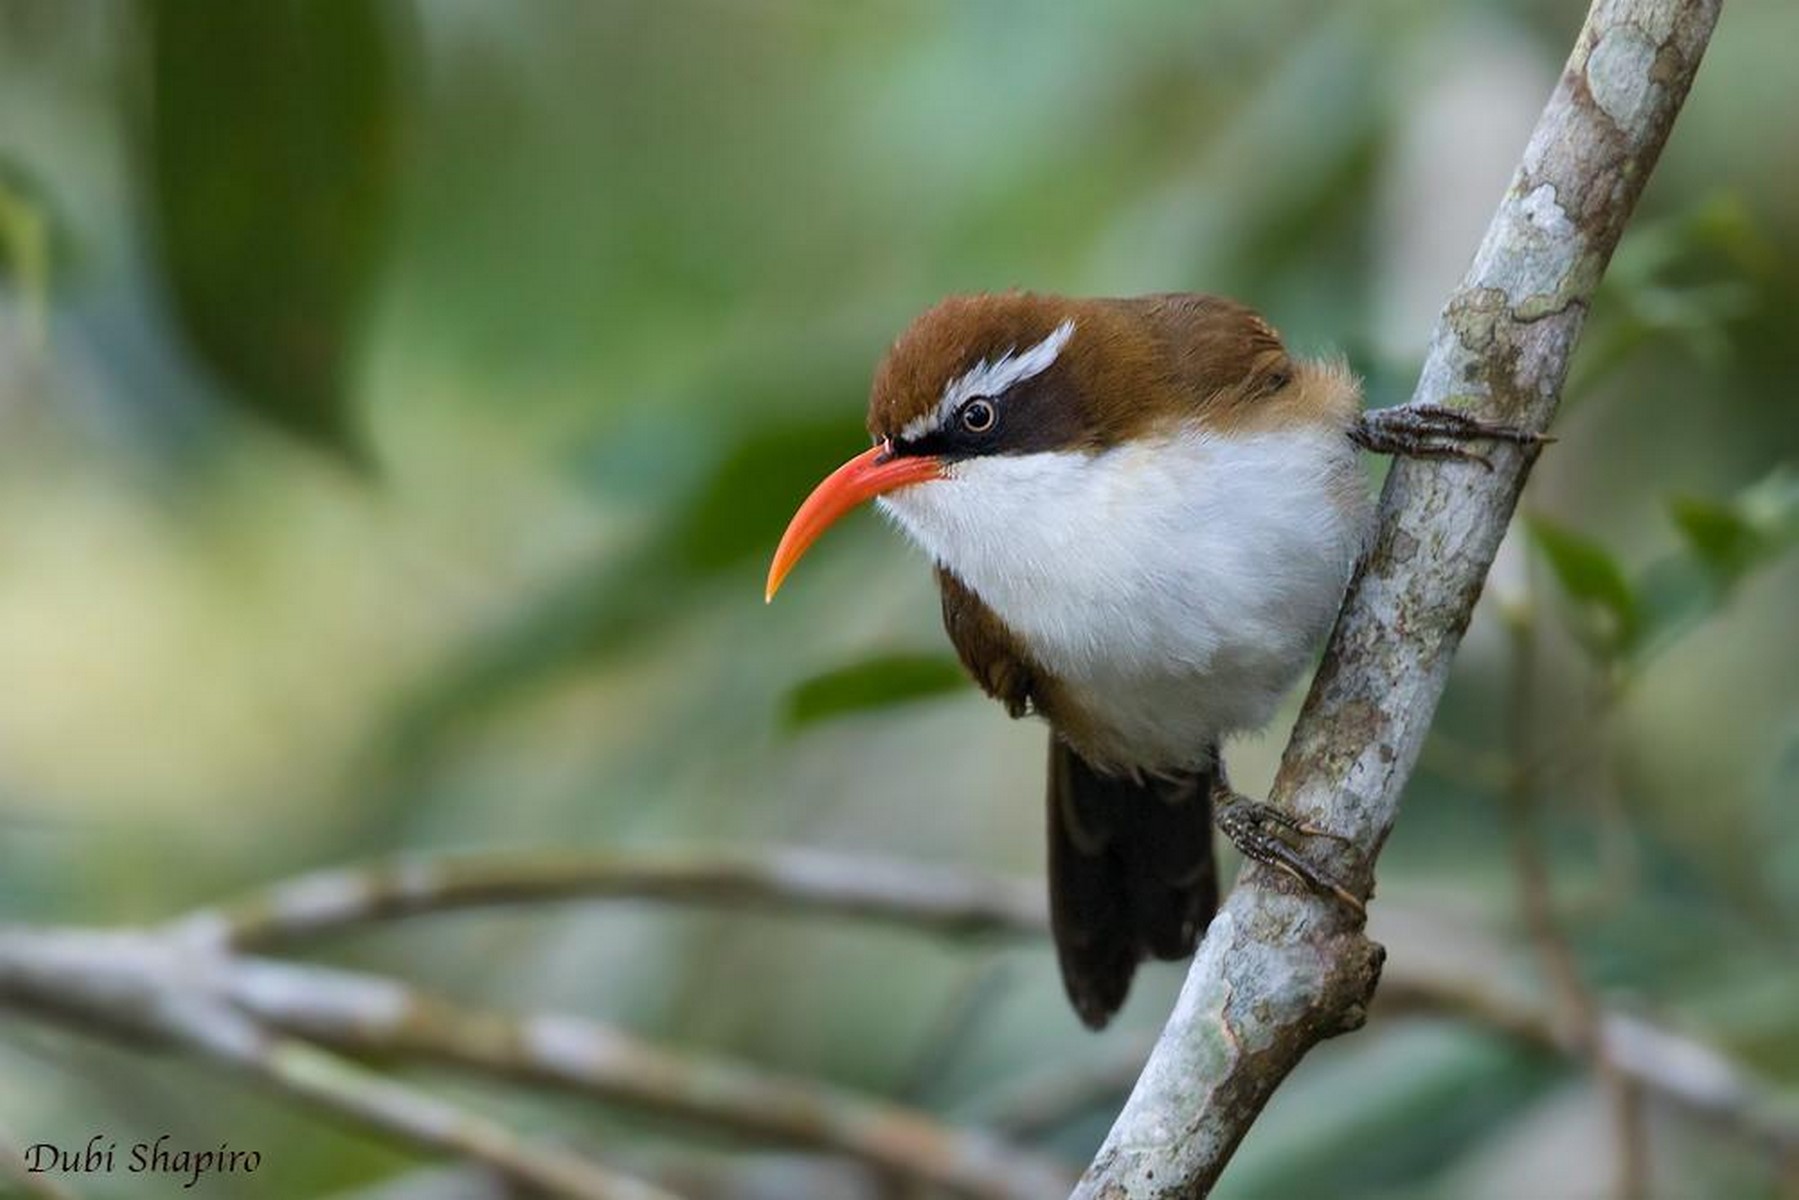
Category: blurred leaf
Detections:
[
  {"x1": 1528, "y1": 516, "x2": 1639, "y2": 659},
  {"x1": 1540, "y1": 468, "x2": 1799, "y2": 672},
  {"x1": 667, "y1": 416, "x2": 870, "y2": 576},
  {"x1": 1638, "y1": 467, "x2": 1799, "y2": 661},
  {"x1": 1567, "y1": 196, "x2": 1768, "y2": 405},
  {"x1": 1669, "y1": 495, "x2": 1761, "y2": 583},
  {"x1": 784, "y1": 654, "x2": 968, "y2": 730},
  {"x1": 140, "y1": 0, "x2": 406, "y2": 456}
]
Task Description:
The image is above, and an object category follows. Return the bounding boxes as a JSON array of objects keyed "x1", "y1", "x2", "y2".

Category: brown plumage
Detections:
[{"x1": 869, "y1": 291, "x2": 1321, "y2": 449}]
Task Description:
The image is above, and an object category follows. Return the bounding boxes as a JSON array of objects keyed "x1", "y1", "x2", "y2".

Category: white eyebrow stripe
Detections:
[{"x1": 899, "y1": 317, "x2": 1076, "y2": 443}]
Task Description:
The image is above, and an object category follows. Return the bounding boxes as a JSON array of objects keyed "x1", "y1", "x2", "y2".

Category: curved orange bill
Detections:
[{"x1": 765, "y1": 443, "x2": 943, "y2": 601}]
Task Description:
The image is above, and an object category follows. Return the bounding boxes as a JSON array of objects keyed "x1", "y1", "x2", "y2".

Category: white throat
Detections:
[{"x1": 878, "y1": 424, "x2": 1372, "y2": 772}]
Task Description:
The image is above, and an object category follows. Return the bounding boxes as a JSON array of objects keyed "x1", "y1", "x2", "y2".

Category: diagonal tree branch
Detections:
[{"x1": 1075, "y1": 0, "x2": 1723, "y2": 1195}]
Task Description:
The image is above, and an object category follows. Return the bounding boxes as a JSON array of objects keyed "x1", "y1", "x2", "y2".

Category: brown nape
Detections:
[
  {"x1": 866, "y1": 290, "x2": 1353, "y2": 449},
  {"x1": 1103, "y1": 293, "x2": 1361, "y2": 436}
]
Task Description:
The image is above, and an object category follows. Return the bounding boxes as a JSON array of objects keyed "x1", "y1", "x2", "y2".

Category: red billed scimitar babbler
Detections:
[{"x1": 766, "y1": 292, "x2": 1541, "y2": 1029}]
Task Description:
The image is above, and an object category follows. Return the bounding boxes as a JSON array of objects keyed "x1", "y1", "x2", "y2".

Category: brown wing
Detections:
[
  {"x1": 1121, "y1": 293, "x2": 1289, "y2": 396},
  {"x1": 936, "y1": 566, "x2": 1039, "y2": 719}
]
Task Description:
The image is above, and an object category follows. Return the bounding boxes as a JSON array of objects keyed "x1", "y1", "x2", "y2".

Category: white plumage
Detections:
[{"x1": 878, "y1": 423, "x2": 1373, "y2": 774}]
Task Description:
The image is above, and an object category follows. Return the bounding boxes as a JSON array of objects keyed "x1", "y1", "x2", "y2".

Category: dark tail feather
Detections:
[{"x1": 1047, "y1": 736, "x2": 1219, "y2": 1029}]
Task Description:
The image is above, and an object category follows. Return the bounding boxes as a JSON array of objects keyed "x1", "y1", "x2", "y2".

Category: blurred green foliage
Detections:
[
  {"x1": 141, "y1": 0, "x2": 403, "y2": 456},
  {"x1": 0, "y1": 1, "x2": 1796, "y2": 1198},
  {"x1": 785, "y1": 653, "x2": 968, "y2": 731},
  {"x1": 1530, "y1": 514, "x2": 1641, "y2": 660},
  {"x1": 1533, "y1": 467, "x2": 1799, "y2": 672}
]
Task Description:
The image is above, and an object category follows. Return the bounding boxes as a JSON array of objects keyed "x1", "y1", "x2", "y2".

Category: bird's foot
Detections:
[
  {"x1": 1350, "y1": 404, "x2": 1550, "y2": 471},
  {"x1": 1214, "y1": 791, "x2": 1365, "y2": 915}
]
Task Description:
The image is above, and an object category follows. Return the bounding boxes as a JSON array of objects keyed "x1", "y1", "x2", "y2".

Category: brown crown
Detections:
[{"x1": 866, "y1": 291, "x2": 1298, "y2": 451}]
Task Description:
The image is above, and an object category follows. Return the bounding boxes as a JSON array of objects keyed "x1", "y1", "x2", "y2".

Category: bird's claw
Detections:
[
  {"x1": 1351, "y1": 403, "x2": 1550, "y2": 469},
  {"x1": 1214, "y1": 793, "x2": 1365, "y2": 916}
]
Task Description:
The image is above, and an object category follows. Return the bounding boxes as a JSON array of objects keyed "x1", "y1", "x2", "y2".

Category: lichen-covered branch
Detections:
[
  {"x1": 194, "y1": 847, "x2": 1044, "y2": 953},
  {"x1": 1075, "y1": 1, "x2": 1723, "y2": 1195}
]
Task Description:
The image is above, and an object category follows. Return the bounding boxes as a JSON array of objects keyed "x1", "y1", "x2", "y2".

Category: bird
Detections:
[{"x1": 765, "y1": 291, "x2": 1540, "y2": 1029}]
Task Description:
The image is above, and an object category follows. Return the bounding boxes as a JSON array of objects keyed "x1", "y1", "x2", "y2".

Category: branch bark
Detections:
[
  {"x1": 0, "y1": 928, "x2": 676, "y2": 1200},
  {"x1": 220, "y1": 959, "x2": 1074, "y2": 1197},
  {"x1": 0, "y1": 924, "x2": 1070, "y2": 1200},
  {"x1": 1074, "y1": 1, "x2": 1722, "y2": 1195},
  {"x1": 194, "y1": 847, "x2": 1044, "y2": 953},
  {"x1": 6, "y1": 859, "x2": 1791, "y2": 1197}
]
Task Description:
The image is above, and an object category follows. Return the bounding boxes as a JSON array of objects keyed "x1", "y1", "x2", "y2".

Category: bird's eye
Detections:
[{"x1": 960, "y1": 398, "x2": 996, "y2": 434}]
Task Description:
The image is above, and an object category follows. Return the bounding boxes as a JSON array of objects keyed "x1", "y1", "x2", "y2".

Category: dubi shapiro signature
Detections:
[{"x1": 20, "y1": 1135, "x2": 262, "y2": 1190}]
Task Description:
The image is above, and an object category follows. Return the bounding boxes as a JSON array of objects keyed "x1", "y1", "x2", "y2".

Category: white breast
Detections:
[{"x1": 877, "y1": 424, "x2": 1373, "y2": 774}]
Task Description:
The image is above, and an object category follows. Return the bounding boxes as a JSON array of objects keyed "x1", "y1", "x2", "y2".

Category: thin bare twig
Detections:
[
  {"x1": 972, "y1": 1038, "x2": 1153, "y2": 1141},
  {"x1": 6, "y1": 849, "x2": 1794, "y2": 1198},
  {"x1": 1076, "y1": 7, "x2": 1723, "y2": 1189},
  {"x1": 191, "y1": 847, "x2": 1045, "y2": 953},
  {"x1": 1376, "y1": 966, "x2": 1799, "y2": 1164},
  {"x1": 1500, "y1": 595, "x2": 1649, "y2": 1198},
  {"x1": 974, "y1": 954, "x2": 1799, "y2": 1167}
]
